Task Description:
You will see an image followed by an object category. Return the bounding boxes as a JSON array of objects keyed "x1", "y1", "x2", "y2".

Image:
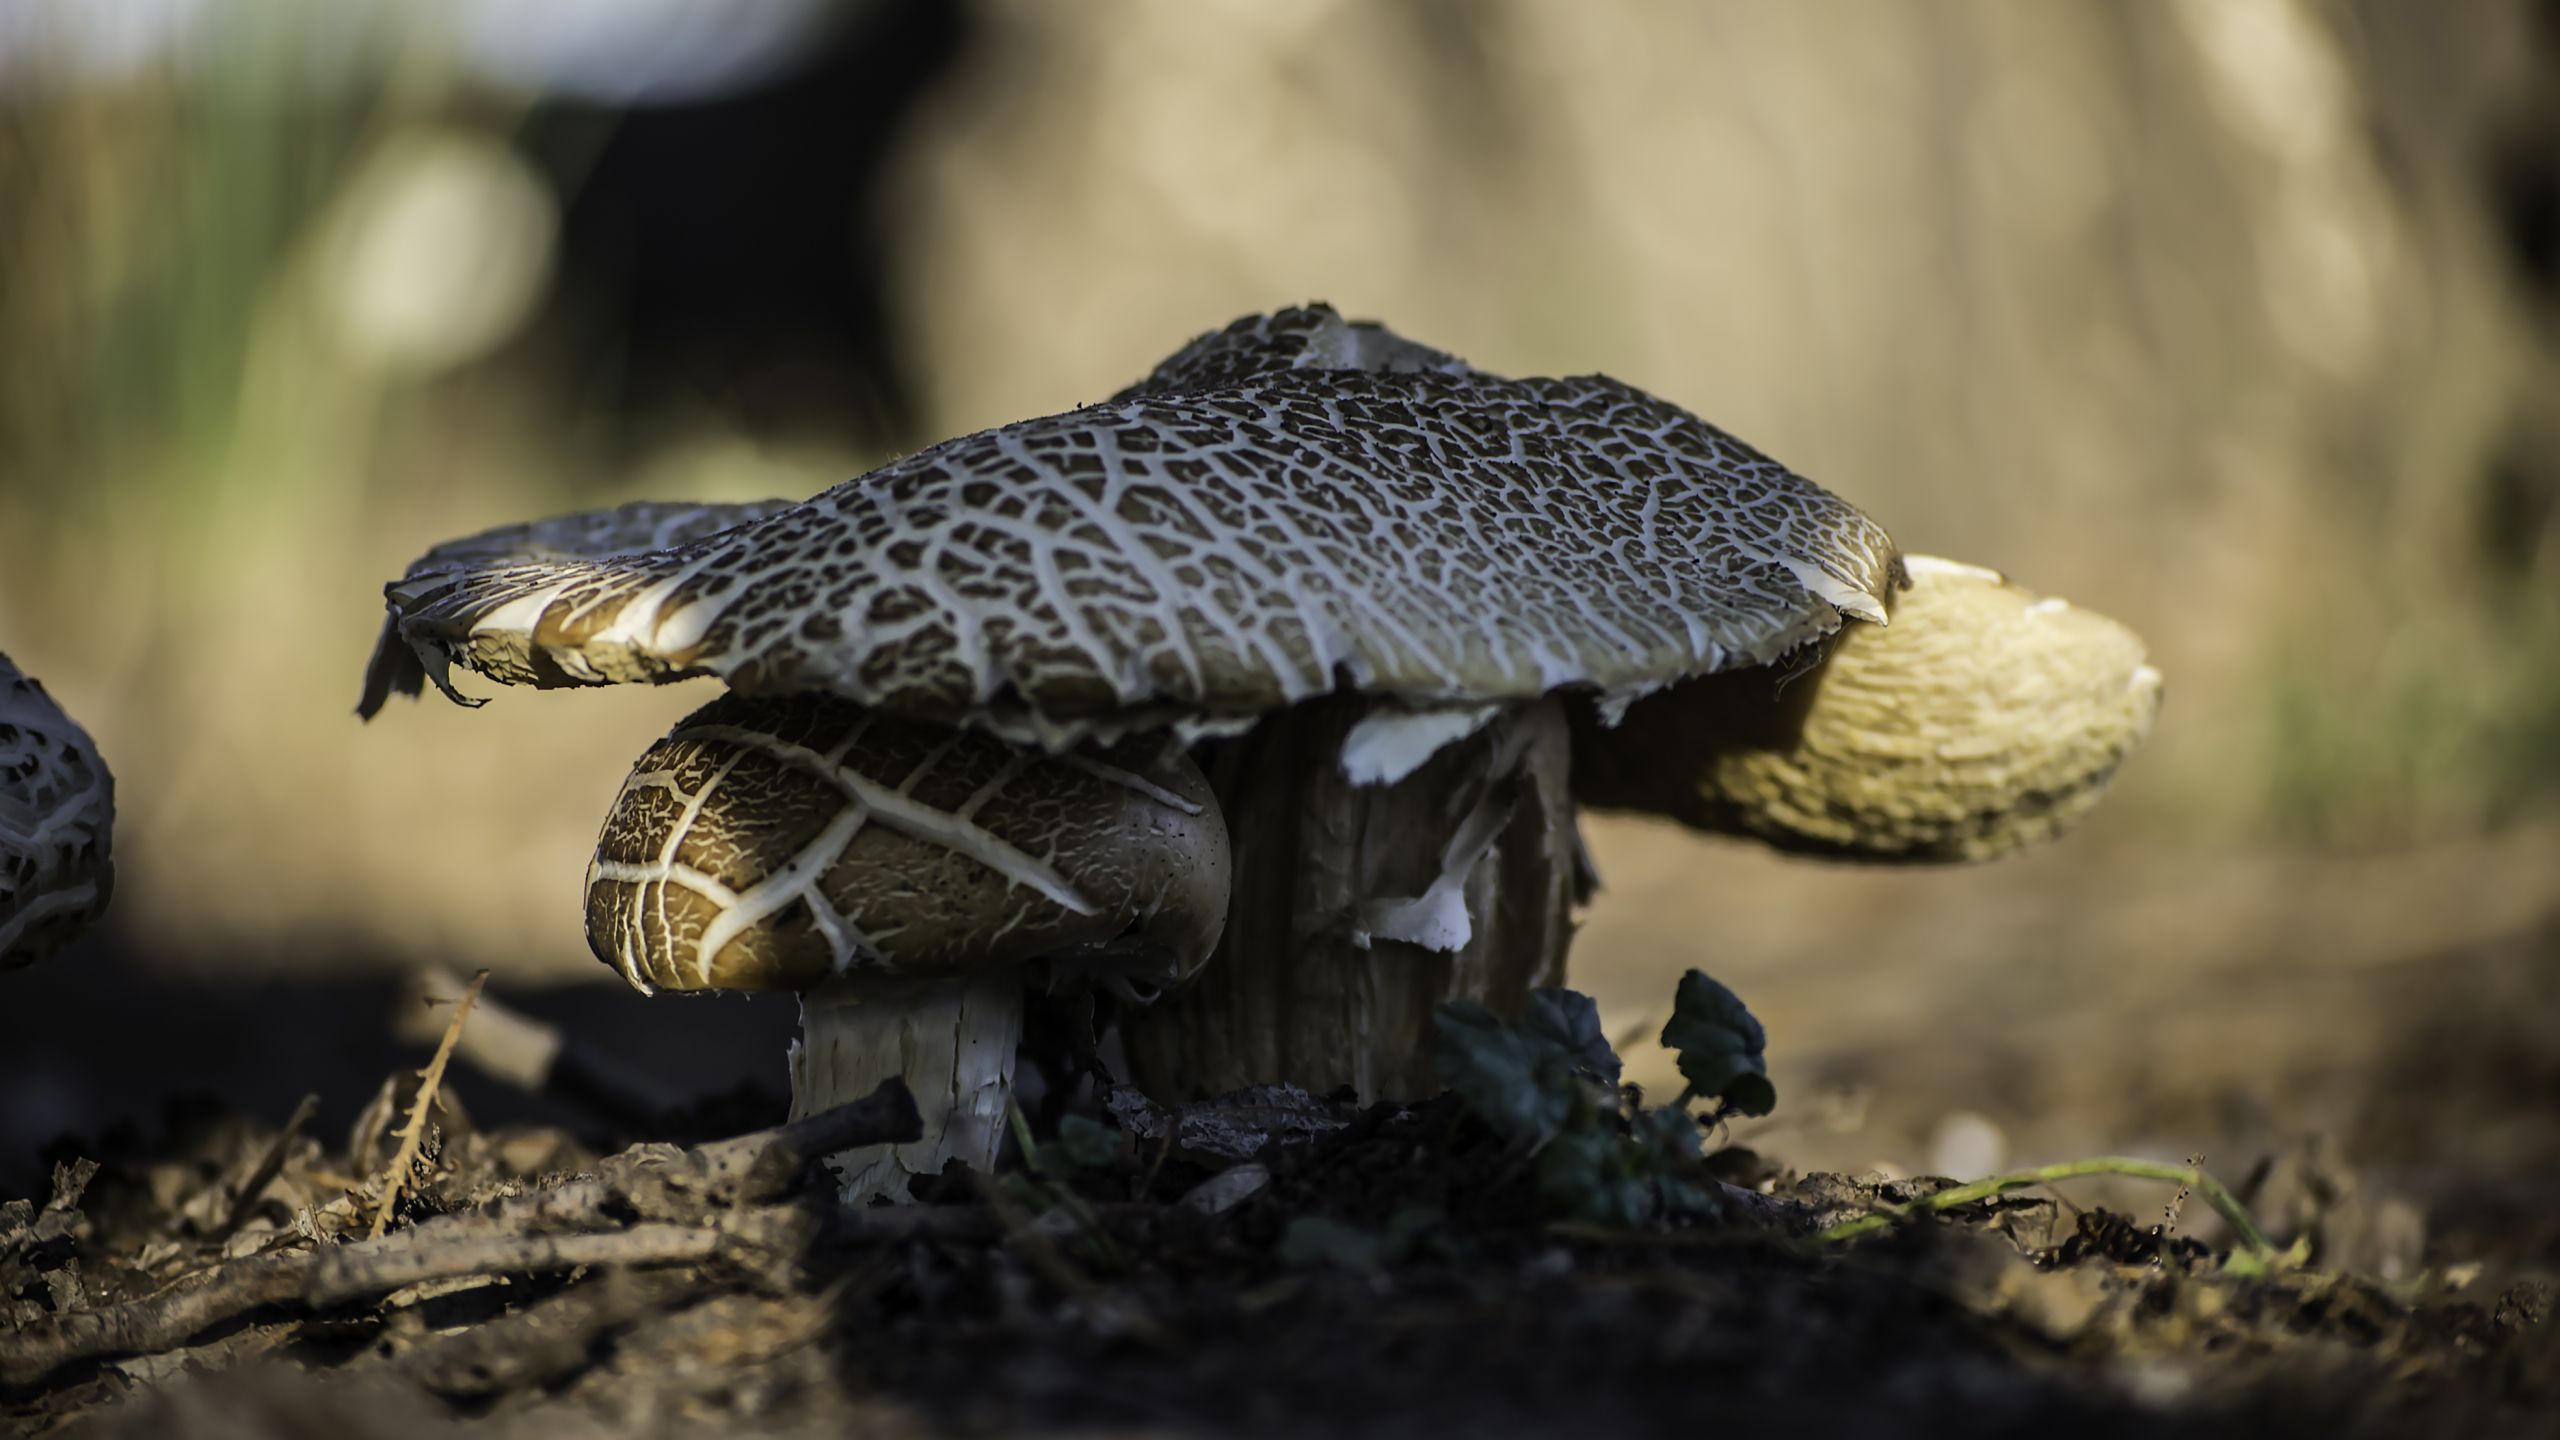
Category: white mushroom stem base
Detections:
[
  {"x1": 789, "y1": 972, "x2": 1022, "y2": 1203},
  {"x1": 1124, "y1": 696, "x2": 1582, "y2": 1103}
]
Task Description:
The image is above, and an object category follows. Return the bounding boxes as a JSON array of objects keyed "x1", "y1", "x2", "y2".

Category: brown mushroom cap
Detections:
[
  {"x1": 1, "y1": 653, "x2": 115, "y2": 970},
  {"x1": 366, "y1": 306, "x2": 1901, "y2": 751},
  {"x1": 585, "y1": 693, "x2": 1230, "y2": 994},
  {"x1": 360, "y1": 499, "x2": 795, "y2": 717},
  {"x1": 1574, "y1": 557, "x2": 2163, "y2": 861}
]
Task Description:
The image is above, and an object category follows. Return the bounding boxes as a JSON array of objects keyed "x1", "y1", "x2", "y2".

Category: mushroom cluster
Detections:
[
  {"x1": 2, "y1": 653, "x2": 115, "y2": 971},
  {"x1": 362, "y1": 305, "x2": 2159, "y2": 1198}
]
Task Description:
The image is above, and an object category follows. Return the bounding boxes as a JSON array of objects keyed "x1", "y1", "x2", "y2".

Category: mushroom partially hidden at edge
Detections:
[
  {"x1": 359, "y1": 304, "x2": 2159, "y2": 1191},
  {"x1": 2, "y1": 652, "x2": 115, "y2": 970}
]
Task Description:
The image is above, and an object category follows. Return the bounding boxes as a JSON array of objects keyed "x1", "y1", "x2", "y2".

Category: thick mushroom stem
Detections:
[
  {"x1": 790, "y1": 972, "x2": 1023, "y2": 1202},
  {"x1": 1125, "y1": 697, "x2": 1582, "y2": 1102}
]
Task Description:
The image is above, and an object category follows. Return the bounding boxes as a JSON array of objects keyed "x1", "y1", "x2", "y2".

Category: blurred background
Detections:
[{"x1": 3, "y1": 0, "x2": 2556, "y2": 1261}]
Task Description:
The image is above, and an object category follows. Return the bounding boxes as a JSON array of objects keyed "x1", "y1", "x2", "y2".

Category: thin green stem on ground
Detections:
[{"x1": 1815, "y1": 1157, "x2": 2281, "y2": 1268}]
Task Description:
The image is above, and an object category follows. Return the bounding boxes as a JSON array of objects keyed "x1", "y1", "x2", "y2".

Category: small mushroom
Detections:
[
  {"x1": 2, "y1": 652, "x2": 115, "y2": 970},
  {"x1": 583, "y1": 692, "x2": 1228, "y2": 1199}
]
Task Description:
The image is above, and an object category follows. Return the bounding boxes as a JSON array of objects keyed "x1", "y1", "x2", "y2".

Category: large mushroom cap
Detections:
[
  {"x1": 364, "y1": 306, "x2": 1901, "y2": 750},
  {"x1": 587, "y1": 693, "x2": 1230, "y2": 995},
  {"x1": 1, "y1": 653, "x2": 115, "y2": 970}
]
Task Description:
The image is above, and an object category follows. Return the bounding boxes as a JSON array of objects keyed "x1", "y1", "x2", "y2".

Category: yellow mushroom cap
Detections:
[{"x1": 1577, "y1": 556, "x2": 2162, "y2": 862}]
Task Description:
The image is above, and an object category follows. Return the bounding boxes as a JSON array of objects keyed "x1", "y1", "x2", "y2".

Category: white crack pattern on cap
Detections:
[
  {"x1": 366, "y1": 305, "x2": 1902, "y2": 752},
  {"x1": 1, "y1": 654, "x2": 115, "y2": 972},
  {"x1": 583, "y1": 693, "x2": 1227, "y2": 996}
]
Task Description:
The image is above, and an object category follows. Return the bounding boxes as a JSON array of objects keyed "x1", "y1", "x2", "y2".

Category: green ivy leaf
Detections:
[
  {"x1": 1659, "y1": 970, "x2": 1776, "y2": 1118},
  {"x1": 1278, "y1": 1206, "x2": 1450, "y2": 1273},
  {"x1": 1431, "y1": 976, "x2": 1768, "y2": 1229},
  {"x1": 1022, "y1": 1113, "x2": 1126, "y2": 1177},
  {"x1": 1053, "y1": 1114, "x2": 1124, "y2": 1171},
  {"x1": 1536, "y1": 1124, "x2": 1638, "y2": 1225},
  {"x1": 1518, "y1": 988, "x2": 1622, "y2": 1088},
  {"x1": 1430, "y1": 998, "x2": 1578, "y2": 1142},
  {"x1": 1279, "y1": 1215, "x2": 1391, "y2": 1273},
  {"x1": 1629, "y1": 1101, "x2": 1706, "y2": 1166},
  {"x1": 1531, "y1": 1107, "x2": 1720, "y2": 1226},
  {"x1": 1628, "y1": 1104, "x2": 1719, "y2": 1221}
]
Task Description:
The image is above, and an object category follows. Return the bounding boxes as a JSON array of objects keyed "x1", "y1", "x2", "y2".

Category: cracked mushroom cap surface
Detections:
[
  {"x1": 586, "y1": 692, "x2": 1231, "y2": 994},
  {"x1": 359, "y1": 499, "x2": 800, "y2": 718},
  {"x1": 362, "y1": 305, "x2": 1903, "y2": 751},
  {"x1": 2, "y1": 653, "x2": 114, "y2": 970}
]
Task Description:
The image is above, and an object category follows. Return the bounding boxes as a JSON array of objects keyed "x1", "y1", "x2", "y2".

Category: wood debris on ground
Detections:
[{"x1": 3, "y1": 1074, "x2": 2554, "y2": 1439}]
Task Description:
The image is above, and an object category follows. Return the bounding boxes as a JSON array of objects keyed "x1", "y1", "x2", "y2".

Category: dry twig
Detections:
[
  {"x1": 369, "y1": 970, "x2": 488, "y2": 1239},
  {"x1": 0, "y1": 1080, "x2": 921, "y2": 1387},
  {"x1": 397, "y1": 1268, "x2": 715, "y2": 1400},
  {"x1": 214, "y1": 1093, "x2": 319, "y2": 1241},
  {"x1": 398, "y1": 963, "x2": 681, "y2": 1127},
  {"x1": 0, "y1": 1218, "x2": 788, "y2": 1387}
]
